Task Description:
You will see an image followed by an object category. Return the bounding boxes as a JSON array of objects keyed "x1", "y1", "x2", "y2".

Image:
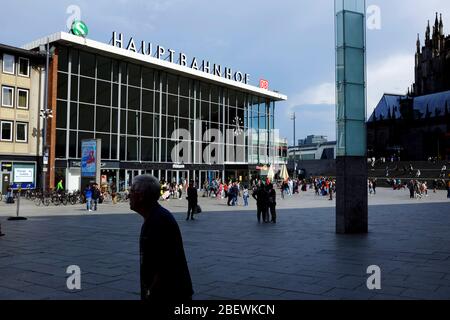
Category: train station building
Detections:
[{"x1": 23, "y1": 31, "x2": 287, "y2": 191}]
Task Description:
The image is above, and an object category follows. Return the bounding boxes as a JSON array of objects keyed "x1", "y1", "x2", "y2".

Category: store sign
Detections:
[
  {"x1": 1, "y1": 162, "x2": 12, "y2": 172},
  {"x1": 71, "y1": 161, "x2": 110, "y2": 168},
  {"x1": 112, "y1": 32, "x2": 250, "y2": 85},
  {"x1": 71, "y1": 20, "x2": 89, "y2": 38},
  {"x1": 173, "y1": 164, "x2": 185, "y2": 169}
]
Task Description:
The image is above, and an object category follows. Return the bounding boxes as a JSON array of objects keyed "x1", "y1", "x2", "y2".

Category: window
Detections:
[
  {"x1": 0, "y1": 121, "x2": 13, "y2": 141},
  {"x1": 79, "y1": 77, "x2": 95, "y2": 104},
  {"x1": 97, "y1": 56, "x2": 111, "y2": 81},
  {"x1": 97, "y1": 80, "x2": 111, "y2": 106},
  {"x1": 2, "y1": 86, "x2": 14, "y2": 107},
  {"x1": 16, "y1": 122, "x2": 28, "y2": 143},
  {"x1": 18, "y1": 58, "x2": 30, "y2": 77},
  {"x1": 57, "y1": 73, "x2": 68, "y2": 100},
  {"x1": 78, "y1": 104, "x2": 94, "y2": 131},
  {"x1": 96, "y1": 106, "x2": 111, "y2": 133},
  {"x1": 56, "y1": 129, "x2": 67, "y2": 158},
  {"x1": 2, "y1": 54, "x2": 15, "y2": 74},
  {"x1": 79, "y1": 51, "x2": 95, "y2": 77},
  {"x1": 127, "y1": 87, "x2": 140, "y2": 110},
  {"x1": 56, "y1": 100, "x2": 67, "y2": 129},
  {"x1": 17, "y1": 89, "x2": 29, "y2": 109},
  {"x1": 128, "y1": 64, "x2": 141, "y2": 87}
]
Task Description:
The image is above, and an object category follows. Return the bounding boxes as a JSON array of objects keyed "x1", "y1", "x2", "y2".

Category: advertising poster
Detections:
[
  {"x1": 13, "y1": 167, "x2": 35, "y2": 183},
  {"x1": 81, "y1": 140, "x2": 97, "y2": 178}
]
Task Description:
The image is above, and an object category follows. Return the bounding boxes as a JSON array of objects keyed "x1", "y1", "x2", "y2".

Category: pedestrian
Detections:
[
  {"x1": 252, "y1": 182, "x2": 268, "y2": 223},
  {"x1": 408, "y1": 180, "x2": 414, "y2": 199},
  {"x1": 186, "y1": 181, "x2": 198, "y2": 221},
  {"x1": 224, "y1": 183, "x2": 229, "y2": 199},
  {"x1": 243, "y1": 186, "x2": 249, "y2": 206},
  {"x1": 6, "y1": 184, "x2": 14, "y2": 204},
  {"x1": 267, "y1": 183, "x2": 277, "y2": 223},
  {"x1": 84, "y1": 184, "x2": 93, "y2": 212},
  {"x1": 129, "y1": 175, "x2": 193, "y2": 301},
  {"x1": 231, "y1": 183, "x2": 238, "y2": 206},
  {"x1": 56, "y1": 179, "x2": 64, "y2": 193},
  {"x1": 178, "y1": 184, "x2": 183, "y2": 200},
  {"x1": 329, "y1": 180, "x2": 334, "y2": 200},
  {"x1": 227, "y1": 182, "x2": 234, "y2": 206},
  {"x1": 372, "y1": 178, "x2": 377, "y2": 195},
  {"x1": 203, "y1": 180, "x2": 209, "y2": 197},
  {"x1": 92, "y1": 184, "x2": 101, "y2": 211}
]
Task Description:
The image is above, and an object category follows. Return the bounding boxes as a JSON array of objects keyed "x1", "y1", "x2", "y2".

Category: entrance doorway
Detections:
[
  {"x1": 167, "y1": 170, "x2": 188, "y2": 185},
  {"x1": 199, "y1": 170, "x2": 220, "y2": 187}
]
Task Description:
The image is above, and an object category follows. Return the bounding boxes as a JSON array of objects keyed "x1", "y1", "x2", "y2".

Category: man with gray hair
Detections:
[{"x1": 130, "y1": 175, "x2": 193, "y2": 301}]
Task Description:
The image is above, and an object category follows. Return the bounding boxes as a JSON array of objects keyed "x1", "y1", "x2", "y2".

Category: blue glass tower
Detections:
[{"x1": 335, "y1": 0, "x2": 368, "y2": 234}]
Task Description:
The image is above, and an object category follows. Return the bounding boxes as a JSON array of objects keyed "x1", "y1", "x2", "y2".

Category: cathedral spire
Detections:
[
  {"x1": 439, "y1": 13, "x2": 444, "y2": 36},
  {"x1": 435, "y1": 12, "x2": 439, "y2": 32},
  {"x1": 417, "y1": 33, "x2": 421, "y2": 53},
  {"x1": 426, "y1": 20, "x2": 431, "y2": 41}
]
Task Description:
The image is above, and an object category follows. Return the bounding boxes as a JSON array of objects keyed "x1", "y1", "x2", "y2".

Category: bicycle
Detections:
[{"x1": 34, "y1": 192, "x2": 51, "y2": 206}]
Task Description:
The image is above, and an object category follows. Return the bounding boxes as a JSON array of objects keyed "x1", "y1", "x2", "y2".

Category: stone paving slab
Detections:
[{"x1": 0, "y1": 188, "x2": 449, "y2": 300}]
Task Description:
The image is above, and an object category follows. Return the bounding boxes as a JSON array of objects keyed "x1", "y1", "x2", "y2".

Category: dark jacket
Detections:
[
  {"x1": 140, "y1": 203, "x2": 194, "y2": 301},
  {"x1": 268, "y1": 189, "x2": 276, "y2": 206},
  {"x1": 186, "y1": 187, "x2": 198, "y2": 205},
  {"x1": 92, "y1": 188, "x2": 101, "y2": 200},
  {"x1": 252, "y1": 186, "x2": 268, "y2": 207}
]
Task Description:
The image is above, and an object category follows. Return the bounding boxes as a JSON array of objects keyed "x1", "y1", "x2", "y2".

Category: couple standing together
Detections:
[{"x1": 252, "y1": 182, "x2": 277, "y2": 223}]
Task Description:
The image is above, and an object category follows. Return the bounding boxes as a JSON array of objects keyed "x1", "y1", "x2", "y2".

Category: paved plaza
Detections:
[{"x1": 0, "y1": 188, "x2": 450, "y2": 300}]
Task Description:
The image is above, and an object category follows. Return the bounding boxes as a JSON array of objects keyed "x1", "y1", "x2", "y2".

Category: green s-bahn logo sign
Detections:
[{"x1": 71, "y1": 20, "x2": 89, "y2": 38}]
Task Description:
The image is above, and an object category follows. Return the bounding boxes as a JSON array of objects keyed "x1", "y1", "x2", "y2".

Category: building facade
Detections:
[
  {"x1": 367, "y1": 92, "x2": 450, "y2": 160},
  {"x1": 413, "y1": 13, "x2": 450, "y2": 96},
  {"x1": 287, "y1": 136, "x2": 336, "y2": 177},
  {"x1": 24, "y1": 32, "x2": 287, "y2": 191},
  {"x1": 368, "y1": 14, "x2": 450, "y2": 161},
  {"x1": 0, "y1": 44, "x2": 44, "y2": 194}
]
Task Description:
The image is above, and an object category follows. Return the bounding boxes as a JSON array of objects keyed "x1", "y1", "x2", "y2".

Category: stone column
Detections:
[{"x1": 335, "y1": 0, "x2": 368, "y2": 234}]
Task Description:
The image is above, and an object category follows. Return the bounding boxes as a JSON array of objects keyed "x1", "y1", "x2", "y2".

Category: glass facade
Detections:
[
  {"x1": 335, "y1": 0, "x2": 367, "y2": 157},
  {"x1": 55, "y1": 45, "x2": 280, "y2": 188}
]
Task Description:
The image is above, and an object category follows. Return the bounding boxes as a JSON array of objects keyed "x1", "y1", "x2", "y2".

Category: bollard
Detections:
[
  {"x1": 0, "y1": 223, "x2": 4, "y2": 237},
  {"x1": 8, "y1": 191, "x2": 27, "y2": 221}
]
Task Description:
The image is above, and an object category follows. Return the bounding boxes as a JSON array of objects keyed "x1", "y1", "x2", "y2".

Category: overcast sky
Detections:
[{"x1": 1, "y1": 0, "x2": 449, "y2": 144}]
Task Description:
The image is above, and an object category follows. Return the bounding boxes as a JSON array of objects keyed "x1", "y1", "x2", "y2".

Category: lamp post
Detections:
[
  {"x1": 290, "y1": 112, "x2": 297, "y2": 178},
  {"x1": 39, "y1": 39, "x2": 54, "y2": 193}
]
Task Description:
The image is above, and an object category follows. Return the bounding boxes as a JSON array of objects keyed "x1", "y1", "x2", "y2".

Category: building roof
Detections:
[
  {"x1": 368, "y1": 90, "x2": 450, "y2": 122},
  {"x1": 22, "y1": 32, "x2": 287, "y2": 102},
  {"x1": 289, "y1": 141, "x2": 337, "y2": 152},
  {"x1": 0, "y1": 43, "x2": 44, "y2": 60}
]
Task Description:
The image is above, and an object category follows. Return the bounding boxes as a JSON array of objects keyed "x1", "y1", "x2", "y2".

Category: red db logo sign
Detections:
[{"x1": 259, "y1": 79, "x2": 269, "y2": 90}]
